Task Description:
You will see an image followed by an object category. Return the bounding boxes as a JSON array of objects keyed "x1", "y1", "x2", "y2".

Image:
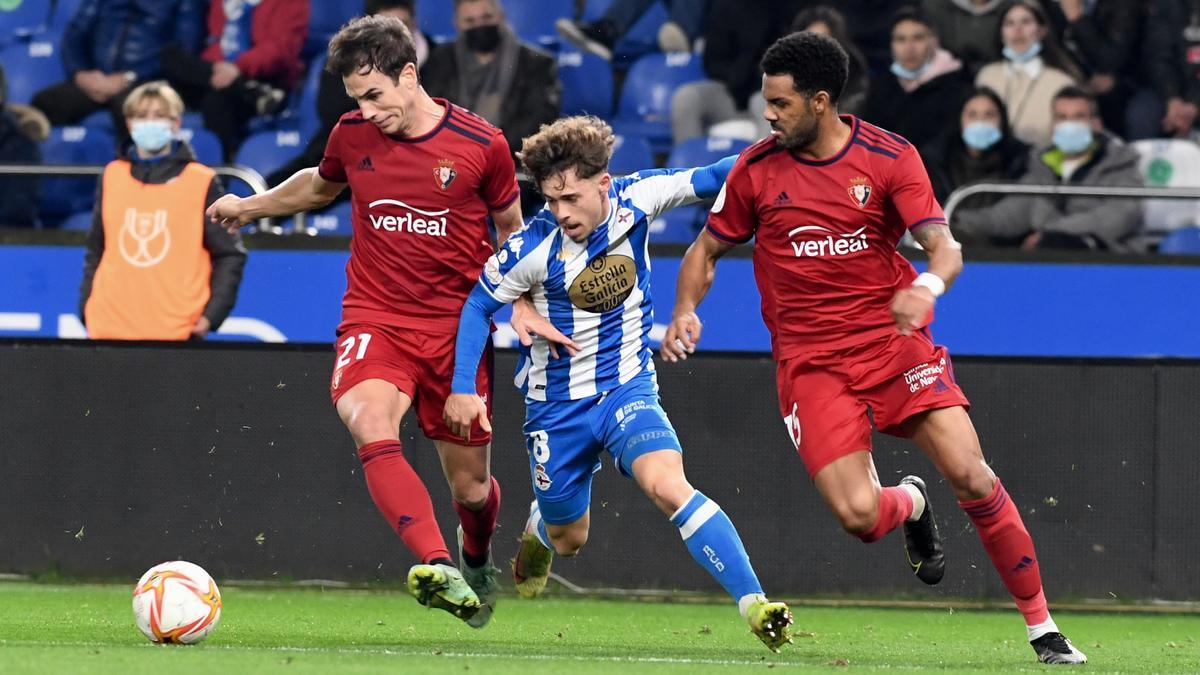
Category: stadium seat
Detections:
[
  {"x1": 613, "y1": 0, "x2": 669, "y2": 64},
  {"x1": 667, "y1": 136, "x2": 750, "y2": 168},
  {"x1": 506, "y1": 0, "x2": 572, "y2": 47},
  {"x1": 557, "y1": 47, "x2": 613, "y2": 117},
  {"x1": 1130, "y1": 139, "x2": 1200, "y2": 234},
  {"x1": 305, "y1": 0, "x2": 358, "y2": 57},
  {"x1": 178, "y1": 126, "x2": 223, "y2": 166},
  {"x1": 296, "y1": 53, "x2": 327, "y2": 140},
  {"x1": 417, "y1": 0, "x2": 455, "y2": 41},
  {"x1": 1159, "y1": 226, "x2": 1200, "y2": 255},
  {"x1": 648, "y1": 204, "x2": 703, "y2": 243},
  {"x1": 306, "y1": 199, "x2": 354, "y2": 236},
  {"x1": 40, "y1": 125, "x2": 115, "y2": 223},
  {"x1": 57, "y1": 209, "x2": 94, "y2": 231},
  {"x1": 612, "y1": 52, "x2": 705, "y2": 152},
  {"x1": 50, "y1": 0, "x2": 83, "y2": 29},
  {"x1": 609, "y1": 134, "x2": 653, "y2": 175},
  {"x1": 0, "y1": 0, "x2": 50, "y2": 41},
  {"x1": 0, "y1": 33, "x2": 64, "y2": 104},
  {"x1": 79, "y1": 110, "x2": 115, "y2": 133},
  {"x1": 231, "y1": 128, "x2": 305, "y2": 196}
]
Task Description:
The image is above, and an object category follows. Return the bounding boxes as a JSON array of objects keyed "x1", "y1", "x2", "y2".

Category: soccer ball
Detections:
[{"x1": 131, "y1": 560, "x2": 222, "y2": 644}]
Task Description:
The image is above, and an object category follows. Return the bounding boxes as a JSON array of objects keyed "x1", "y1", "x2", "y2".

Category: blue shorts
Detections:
[{"x1": 523, "y1": 375, "x2": 683, "y2": 525}]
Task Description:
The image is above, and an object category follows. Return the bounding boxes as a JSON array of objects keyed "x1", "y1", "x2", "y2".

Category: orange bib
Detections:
[{"x1": 85, "y1": 160, "x2": 215, "y2": 340}]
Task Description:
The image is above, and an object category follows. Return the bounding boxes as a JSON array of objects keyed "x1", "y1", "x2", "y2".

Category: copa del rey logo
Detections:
[
  {"x1": 787, "y1": 224, "x2": 869, "y2": 257},
  {"x1": 367, "y1": 199, "x2": 448, "y2": 236},
  {"x1": 848, "y1": 176, "x2": 872, "y2": 208}
]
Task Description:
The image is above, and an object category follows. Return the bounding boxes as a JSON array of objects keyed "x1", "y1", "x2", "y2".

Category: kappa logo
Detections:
[
  {"x1": 434, "y1": 158, "x2": 458, "y2": 190},
  {"x1": 848, "y1": 176, "x2": 872, "y2": 208},
  {"x1": 787, "y1": 224, "x2": 870, "y2": 258},
  {"x1": 119, "y1": 208, "x2": 170, "y2": 268}
]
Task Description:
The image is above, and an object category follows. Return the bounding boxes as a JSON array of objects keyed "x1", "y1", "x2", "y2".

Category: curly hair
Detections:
[
  {"x1": 326, "y1": 15, "x2": 417, "y2": 81},
  {"x1": 517, "y1": 116, "x2": 615, "y2": 190},
  {"x1": 760, "y1": 31, "x2": 849, "y2": 104}
]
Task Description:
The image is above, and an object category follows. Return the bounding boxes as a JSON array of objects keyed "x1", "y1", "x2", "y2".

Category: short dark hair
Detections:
[
  {"x1": 326, "y1": 15, "x2": 417, "y2": 80},
  {"x1": 1052, "y1": 85, "x2": 1099, "y2": 117},
  {"x1": 364, "y1": 0, "x2": 413, "y2": 14},
  {"x1": 760, "y1": 31, "x2": 848, "y2": 104},
  {"x1": 518, "y1": 116, "x2": 615, "y2": 189},
  {"x1": 889, "y1": 7, "x2": 935, "y2": 33}
]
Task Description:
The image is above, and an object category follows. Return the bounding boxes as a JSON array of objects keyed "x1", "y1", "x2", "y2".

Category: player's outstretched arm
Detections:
[
  {"x1": 490, "y1": 199, "x2": 525, "y2": 246},
  {"x1": 662, "y1": 230, "x2": 734, "y2": 362},
  {"x1": 445, "y1": 285, "x2": 505, "y2": 441},
  {"x1": 206, "y1": 168, "x2": 346, "y2": 233},
  {"x1": 891, "y1": 223, "x2": 963, "y2": 335}
]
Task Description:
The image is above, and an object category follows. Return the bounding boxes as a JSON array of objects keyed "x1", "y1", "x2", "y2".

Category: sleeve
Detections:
[
  {"x1": 317, "y1": 120, "x2": 348, "y2": 183},
  {"x1": 200, "y1": 176, "x2": 248, "y2": 329},
  {"x1": 476, "y1": 221, "x2": 547, "y2": 304},
  {"x1": 481, "y1": 131, "x2": 520, "y2": 212},
  {"x1": 451, "y1": 285, "x2": 505, "y2": 394},
  {"x1": 703, "y1": 154, "x2": 757, "y2": 245},
  {"x1": 1035, "y1": 150, "x2": 1144, "y2": 240},
  {"x1": 235, "y1": 0, "x2": 309, "y2": 80},
  {"x1": 889, "y1": 144, "x2": 948, "y2": 232},
  {"x1": 1144, "y1": 0, "x2": 1183, "y2": 101},
  {"x1": 174, "y1": 0, "x2": 209, "y2": 56},
  {"x1": 618, "y1": 155, "x2": 736, "y2": 223},
  {"x1": 61, "y1": 0, "x2": 100, "y2": 75},
  {"x1": 78, "y1": 179, "x2": 105, "y2": 322}
]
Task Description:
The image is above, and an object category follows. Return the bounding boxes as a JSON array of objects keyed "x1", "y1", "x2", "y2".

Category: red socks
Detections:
[
  {"x1": 855, "y1": 485, "x2": 914, "y2": 543},
  {"x1": 960, "y1": 479, "x2": 1049, "y2": 625},
  {"x1": 454, "y1": 475, "x2": 501, "y2": 562},
  {"x1": 356, "y1": 440, "x2": 450, "y2": 564}
]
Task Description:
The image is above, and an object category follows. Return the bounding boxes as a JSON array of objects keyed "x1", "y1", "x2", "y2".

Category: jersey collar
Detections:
[
  {"x1": 387, "y1": 98, "x2": 450, "y2": 143},
  {"x1": 789, "y1": 115, "x2": 859, "y2": 167}
]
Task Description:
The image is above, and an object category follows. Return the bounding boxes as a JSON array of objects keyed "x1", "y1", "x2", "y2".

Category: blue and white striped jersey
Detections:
[{"x1": 452, "y1": 160, "x2": 732, "y2": 402}]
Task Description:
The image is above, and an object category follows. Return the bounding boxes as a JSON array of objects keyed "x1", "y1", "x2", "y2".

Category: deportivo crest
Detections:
[
  {"x1": 848, "y1": 176, "x2": 872, "y2": 208},
  {"x1": 434, "y1": 159, "x2": 458, "y2": 190}
]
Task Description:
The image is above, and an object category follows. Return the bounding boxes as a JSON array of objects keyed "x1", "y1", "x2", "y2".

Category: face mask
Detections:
[
  {"x1": 463, "y1": 24, "x2": 501, "y2": 53},
  {"x1": 1002, "y1": 40, "x2": 1042, "y2": 63},
  {"x1": 130, "y1": 120, "x2": 174, "y2": 153},
  {"x1": 890, "y1": 59, "x2": 930, "y2": 81},
  {"x1": 961, "y1": 121, "x2": 1002, "y2": 151},
  {"x1": 1052, "y1": 121, "x2": 1094, "y2": 155}
]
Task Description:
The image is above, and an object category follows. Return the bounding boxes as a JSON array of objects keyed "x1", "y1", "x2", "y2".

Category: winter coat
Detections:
[
  {"x1": 863, "y1": 67, "x2": 972, "y2": 155},
  {"x1": 921, "y1": 0, "x2": 1006, "y2": 75},
  {"x1": 62, "y1": 0, "x2": 206, "y2": 79},
  {"x1": 0, "y1": 108, "x2": 40, "y2": 227},
  {"x1": 200, "y1": 0, "x2": 309, "y2": 89},
  {"x1": 924, "y1": 131, "x2": 1031, "y2": 205},
  {"x1": 79, "y1": 140, "x2": 246, "y2": 329}
]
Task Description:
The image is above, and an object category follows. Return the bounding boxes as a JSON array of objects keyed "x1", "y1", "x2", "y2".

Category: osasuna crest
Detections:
[
  {"x1": 848, "y1": 176, "x2": 872, "y2": 208},
  {"x1": 434, "y1": 159, "x2": 457, "y2": 190}
]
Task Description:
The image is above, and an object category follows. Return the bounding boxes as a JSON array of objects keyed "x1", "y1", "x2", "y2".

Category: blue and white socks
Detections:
[
  {"x1": 670, "y1": 490, "x2": 766, "y2": 617},
  {"x1": 525, "y1": 500, "x2": 552, "y2": 549}
]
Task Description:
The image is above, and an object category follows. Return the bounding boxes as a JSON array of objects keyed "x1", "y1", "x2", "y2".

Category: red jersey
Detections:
[
  {"x1": 706, "y1": 116, "x2": 946, "y2": 359},
  {"x1": 318, "y1": 100, "x2": 519, "y2": 334}
]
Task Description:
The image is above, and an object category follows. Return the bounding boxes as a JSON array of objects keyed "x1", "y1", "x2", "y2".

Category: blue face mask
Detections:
[
  {"x1": 1002, "y1": 40, "x2": 1042, "y2": 63},
  {"x1": 130, "y1": 120, "x2": 174, "y2": 153},
  {"x1": 890, "y1": 59, "x2": 930, "y2": 80},
  {"x1": 1052, "y1": 121, "x2": 1094, "y2": 155},
  {"x1": 961, "y1": 121, "x2": 1002, "y2": 151}
]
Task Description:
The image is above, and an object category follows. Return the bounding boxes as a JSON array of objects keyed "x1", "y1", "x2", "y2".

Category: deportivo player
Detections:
[
  {"x1": 206, "y1": 16, "x2": 569, "y2": 627},
  {"x1": 443, "y1": 116, "x2": 793, "y2": 652},
  {"x1": 662, "y1": 32, "x2": 1086, "y2": 665}
]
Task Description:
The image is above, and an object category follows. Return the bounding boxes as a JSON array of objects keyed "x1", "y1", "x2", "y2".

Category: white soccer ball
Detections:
[{"x1": 131, "y1": 560, "x2": 222, "y2": 644}]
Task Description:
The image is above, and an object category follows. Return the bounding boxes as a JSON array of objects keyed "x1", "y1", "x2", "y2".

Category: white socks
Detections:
[
  {"x1": 899, "y1": 483, "x2": 925, "y2": 521},
  {"x1": 738, "y1": 593, "x2": 768, "y2": 619},
  {"x1": 1027, "y1": 616, "x2": 1060, "y2": 642}
]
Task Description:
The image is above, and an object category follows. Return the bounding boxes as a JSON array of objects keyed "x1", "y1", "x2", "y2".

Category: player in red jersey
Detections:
[
  {"x1": 206, "y1": 16, "x2": 571, "y2": 628},
  {"x1": 662, "y1": 32, "x2": 1086, "y2": 665}
]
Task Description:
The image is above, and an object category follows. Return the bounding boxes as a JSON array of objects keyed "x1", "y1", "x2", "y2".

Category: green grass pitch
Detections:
[{"x1": 1, "y1": 582, "x2": 1197, "y2": 673}]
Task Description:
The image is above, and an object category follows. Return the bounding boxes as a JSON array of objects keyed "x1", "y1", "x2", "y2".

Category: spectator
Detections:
[
  {"x1": 1143, "y1": 0, "x2": 1200, "y2": 139},
  {"x1": 924, "y1": 86, "x2": 1030, "y2": 204},
  {"x1": 793, "y1": 6, "x2": 870, "y2": 116},
  {"x1": 0, "y1": 65, "x2": 44, "y2": 228},
  {"x1": 160, "y1": 0, "x2": 310, "y2": 160},
  {"x1": 668, "y1": 0, "x2": 802, "y2": 144},
  {"x1": 554, "y1": 0, "x2": 710, "y2": 61},
  {"x1": 422, "y1": 0, "x2": 558, "y2": 165},
  {"x1": 863, "y1": 8, "x2": 971, "y2": 153},
  {"x1": 31, "y1": 0, "x2": 206, "y2": 131},
  {"x1": 267, "y1": 0, "x2": 432, "y2": 193},
  {"x1": 922, "y1": 0, "x2": 1006, "y2": 75},
  {"x1": 953, "y1": 86, "x2": 1143, "y2": 251},
  {"x1": 975, "y1": 0, "x2": 1081, "y2": 147},
  {"x1": 794, "y1": 0, "x2": 913, "y2": 72},
  {"x1": 80, "y1": 82, "x2": 246, "y2": 340},
  {"x1": 1058, "y1": 0, "x2": 1146, "y2": 139}
]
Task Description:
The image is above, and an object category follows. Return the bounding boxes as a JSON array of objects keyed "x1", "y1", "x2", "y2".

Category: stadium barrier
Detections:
[
  {"x1": 2, "y1": 339, "x2": 1197, "y2": 601},
  {"x1": 942, "y1": 182, "x2": 1200, "y2": 224}
]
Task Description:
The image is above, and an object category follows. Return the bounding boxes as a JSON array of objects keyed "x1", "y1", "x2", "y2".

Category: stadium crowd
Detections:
[{"x1": 0, "y1": 0, "x2": 1198, "y2": 253}]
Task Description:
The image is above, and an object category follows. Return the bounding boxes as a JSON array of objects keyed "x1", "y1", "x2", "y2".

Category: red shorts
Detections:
[
  {"x1": 330, "y1": 324, "x2": 494, "y2": 446},
  {"x1": 775, "y1": 330, "x2": 970, "y2": 478}
]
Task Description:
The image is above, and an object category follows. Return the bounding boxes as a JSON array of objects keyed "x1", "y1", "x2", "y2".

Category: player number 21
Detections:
[{"x1": 336, "y1": 333, "x2": 373, "y2": 369}]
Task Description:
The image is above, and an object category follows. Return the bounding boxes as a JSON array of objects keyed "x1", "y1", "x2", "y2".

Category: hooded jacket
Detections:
[{"x1": 62, "y1": 0, "x2": 206, "y2": 79}]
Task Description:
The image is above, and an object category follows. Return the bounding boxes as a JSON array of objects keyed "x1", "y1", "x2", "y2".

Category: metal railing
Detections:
[
  {"x1": 943, "y1": 182, "x2": 1200, "y2": 224},
  {"x1": 0, "y1": 164, "x2": 273, "y2": 231}
]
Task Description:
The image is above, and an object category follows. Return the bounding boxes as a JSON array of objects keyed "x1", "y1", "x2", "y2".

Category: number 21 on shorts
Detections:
[{"x1": 336, "y1": 332, "x2": 373, "y2": 370}]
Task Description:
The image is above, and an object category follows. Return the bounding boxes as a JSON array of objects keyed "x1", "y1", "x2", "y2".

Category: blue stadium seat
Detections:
[
  {"x1": 609, "y1": 134, "x2": 653, "y2": 175},
  {"x1": 231, "y1": 128, "x2": 306, "y2": 196},
  {"x1": 79, "y1": 110, "x2": 116, "y2": 134},
  {"x1": 613, "y1": 0, "x2": 668, "y2": 64},
  {"x1": 667, "y1": 136, "x2": 750, "y2": 168},
  {"x1": 613, "y1": 52, "x2": 705, "y2": 152},
  {"x1": 1159, "y1": 226, "x2": 1200, "y2": 255},
  {"x1": 0, "y1": 33, "x2": 64, "y2": 103},
  {"x1": 178, "y1": 126, "x2": 223, "y2": 166},
  {"x1": 506, "y1": 0, "x2": 572, "y2": 48},
  {"x1": 297, "y1": 53, "x2": 327, "y2": 140},
  {"x1": 40, "y1": 125, "x2": 115, "y2": 224},
  {"x1": 417, "y1": 0, "x2": 455, "y2": 41},
  {"x1": 58, "y1": 210, "x2": 94, "y2": 231},
  {"x1": 557, "y1": 47, "x2": 613, "y2": 117},
  {"x1": 50, "y1": 0, "x2": 83, "y2": 28},
  {"x1": 648, "y1": 204, "x2": 703, "y2": 243},
  {"x1": 307, "y1": 199, "x2": 354, "y2": 236},
  {"x1": 582, "y1": 0, "x2": 614, "y2": 19},
  {"x1": 0, "y1": 0, "x2": 51, "y2": 41},
  {"x1": 306, "y1": 0, "x2": 358, "y2": 57}
]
